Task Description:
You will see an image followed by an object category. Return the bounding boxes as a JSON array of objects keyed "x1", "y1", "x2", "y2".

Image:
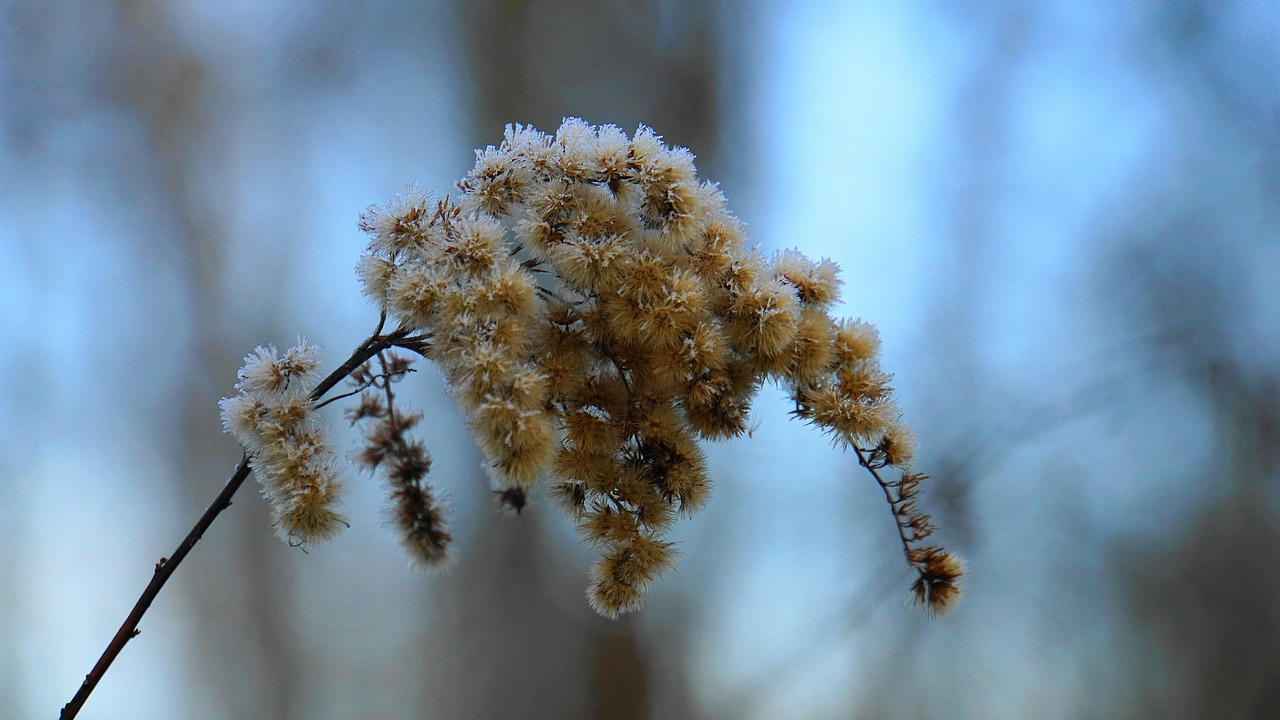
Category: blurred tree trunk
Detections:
[
  {"x1": 460, "y1": 0, "x2": 721, "y2": 163},
  {"x1": 108, "y1": 2, "x2": 303, "y2": 717},
  {"x1": 1107, "y1": 3, "x2": 1280, "y2": 715},
  {"x1": 1123, "y1": 379, "x2": 1280, "y2": 720}
]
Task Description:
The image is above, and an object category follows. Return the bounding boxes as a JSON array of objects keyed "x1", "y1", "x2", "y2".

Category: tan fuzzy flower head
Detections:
[
  {"x1": 349, "y1": 118, "x2": 962, "y2": 618},
  {"x1": 220, "y1": 340, "x2": 348, "y2": 545}
]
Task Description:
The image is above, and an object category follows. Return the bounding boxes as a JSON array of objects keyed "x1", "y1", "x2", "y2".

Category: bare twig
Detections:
[
  {"x1": 852, "y1": 447, "x2": 918, "y2": 569},
  {"x1": 59, "y1": 323, "x2": 423, "y2": 719}
]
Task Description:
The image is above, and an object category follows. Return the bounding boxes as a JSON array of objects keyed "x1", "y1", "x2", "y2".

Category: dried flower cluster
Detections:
[
  {"x1": 346, "y1": 352, "x2": 452, "y2": 566},
  {"x1": 219, "y1": 342, "x2": 347, "y2": 544},
  {"x1": 80, "y1": 116, "x2": 974, "y2": 720},
  {"x1": 341, "y1": 118, "x2": 964, "y2": 617}
]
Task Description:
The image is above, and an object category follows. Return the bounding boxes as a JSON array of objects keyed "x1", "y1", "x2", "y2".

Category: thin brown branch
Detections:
[
  {"x1": 60, "y1": 322, "x2": 405, "y2": 719},
  {"x1": 852, "y1": 446, "x2": 922, "y2": 576},
  {"x1": 313, "y1": 386, "x2": 366, "y2": 410},
  {"x1": 58, "y1": 457, "x2": 252, "y2": 720}
]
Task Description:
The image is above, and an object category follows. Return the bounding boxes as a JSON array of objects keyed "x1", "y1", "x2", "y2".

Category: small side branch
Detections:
[
  {"x1": 853, "y1": 446, "x2": 963, "y2": 615},
  {"x1": 852, "y1": 446, "x2": 919, "y2": 569},
  {"x1": 60, "y1": 322, "x2": 411, "y2": 719}
]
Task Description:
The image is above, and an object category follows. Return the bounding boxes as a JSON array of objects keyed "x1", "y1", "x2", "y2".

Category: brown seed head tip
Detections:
[
  {"x1": 911, "y1": 551, "x2": 966, "y2": 617},
  {"x1": 495, "y1": 486, "x2": 528, "y2": 514},
  {"x1": 404, "y1": 532, "x2": 452, "y2": 571},
  {"x1": 390, "y1": 480, "x2": 453, "y2": 570}
]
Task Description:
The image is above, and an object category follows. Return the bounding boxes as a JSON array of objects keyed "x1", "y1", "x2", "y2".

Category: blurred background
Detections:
[{"x1": 2, "y1": 0, "x2": 1279, "y2": 717}]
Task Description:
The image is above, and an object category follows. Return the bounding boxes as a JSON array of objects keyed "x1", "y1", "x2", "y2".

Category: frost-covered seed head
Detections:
[
  {"x1": 220, "y1": 340, "x2": 347, "y2": 545},
  {"x1": 347, "y1": 118, "x2": 961, "y2": 619}
]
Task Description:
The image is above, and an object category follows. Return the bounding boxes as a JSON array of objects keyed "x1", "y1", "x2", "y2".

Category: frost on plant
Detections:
[
  {"x1": 220, "y1": 341, "x2": 347, "y2": 545},
  {"x1": 222, "y1": 118, "x2": 964, "y2": 618}
]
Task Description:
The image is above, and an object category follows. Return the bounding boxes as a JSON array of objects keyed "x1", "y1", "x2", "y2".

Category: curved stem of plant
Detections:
[
  {"x1": 852, "y1": 446, "x2": 922, "y2": 577},
  {"x1": 59, "y1": 325, "x2": 426, "y2": 719}
]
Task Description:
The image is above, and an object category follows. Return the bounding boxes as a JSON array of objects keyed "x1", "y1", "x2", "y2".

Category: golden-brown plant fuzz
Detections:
[
  {"x1": 548, "y1": 480, "x2": 589, "y2": 518},
  {"x1": 550, "y1": 232, "x2": 637, "y2": 295},
  {"x1": 587, "y1": 533, "x2": 678, "y2": 619},
  {"x1": 234, "y1": 342, "x2": 322, "y2": 397},
  {"x1": 832, "y1": 318, "x2": 881, "y2": 364},
  {"x1": 357, "y1": 184, "x2": 434, "y2": 254},
  {"x1": 458, "y1": 145, "x2": 534, "y2": 217},
  {"x1": 878, "y1": 421, "x2": 919, "y2": 467},
  {"x1": 336, "y1": 118, "x2": 963, "y2": 617},
  {"x1": 773, "y1": 249, "x2": 843, "y2": 308},
  {"x1": 220, "y1": 341, "x2": 347, "y2": 546},
  {"x1": 791, "y1": 380, "x2": 894, "y2": 448},
  {"x1": 472, "y1": 398, "x2": 555, "y2": 487},
  {"x1": 784, "y1": 307, "x2": 837, "y2": 385},
  {"x1": 726, "y1": 277, "x2": 801, "y2": 362},
  {"x1": 562, "y1": 408, "x2": 625, "y2": 455},
  {"x1": 687, "y1": 214, "x2": 746, "y2": 291}
]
